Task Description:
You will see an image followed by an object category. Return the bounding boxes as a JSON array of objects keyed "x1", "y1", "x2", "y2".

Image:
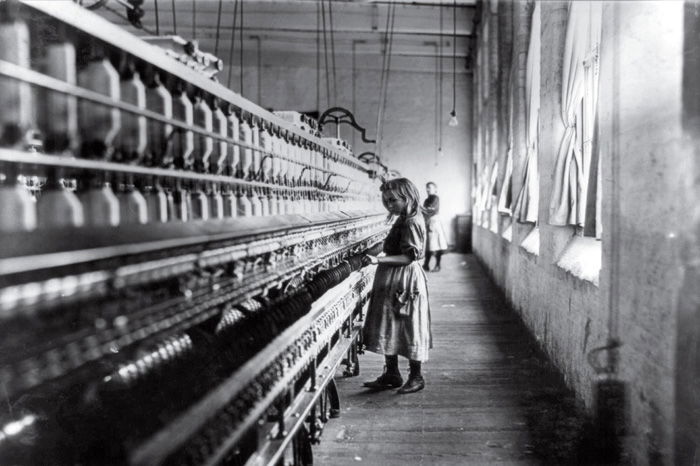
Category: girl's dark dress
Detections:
[
  {"x1": 423, "y1": 194, "x2": 448, "y2": 252},
  {"x1": 362, "y1": 214, "x2": 433, "y2": 361}
]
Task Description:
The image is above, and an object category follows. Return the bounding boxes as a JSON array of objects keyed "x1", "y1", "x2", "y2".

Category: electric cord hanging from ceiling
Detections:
[
  {"x1": 239, "y1": 0, "x2": 244, "y2": 95},
  {"x1": 439, "y1": 5, "x2": 444, "y2": 138},
  {"x1": 381, "y1": 4, "x2": 396, "y2": 125},
  {"x1": 437, "y1": 5, "x2": 444, "y2": 162},
  {"x1": 376, "y1": 3, "x2": 393, "y2": 134},
  {"x1": 375, "y1": 3, "x2": 394, "y2": 155},
  {"x1": 452, "y1": 0, "x2": 456, "y2": 106},
  {"x1": 227, "y1": 0, "x2": 239, "y2": 90},
  {"x1": 434, "y1": 44, "x2": 439, "y2": 166},
  {"x1": 171, "y1": 0, "x2": 177, "y2": 35},
  {"x1": 192, "y1": 0, "x2": 196, "y2": 40},
  {"x1": 214, "y1": 0, "x2": 223, "y2": 57},
  {"x1": 154, "y1": 0, "x2": 160, "y2": 35},
  {"x1": 449, "y1": 0, "x2": 458, "y2": 126},
  {"x1": 316, "y1": 1, "x2": 321, "y2": 113},
  {"x1": 321, "y1": 1, "x2": 331, "y2": 110},
  {"x1": 328, "y1": 0, "x2": 338, "y2": 108},
  {"x1": 376, "y1": 3, "x2": 397, "y2": 157}
]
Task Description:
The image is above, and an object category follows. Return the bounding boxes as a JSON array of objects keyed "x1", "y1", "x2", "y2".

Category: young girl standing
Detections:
[
  {"x1": 422, "y1": 182, "x2": 449, "y2": 272},
  {"x1": 362, "y1": 178, "x2": 432, "y2": 394}
]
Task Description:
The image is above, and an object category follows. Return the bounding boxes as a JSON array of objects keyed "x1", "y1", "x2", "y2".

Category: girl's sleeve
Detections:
[{"x1": 400, "y1": 218, "x2": 425, "y2": 261}]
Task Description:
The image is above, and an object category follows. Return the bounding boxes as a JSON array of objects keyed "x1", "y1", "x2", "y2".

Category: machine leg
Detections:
[
  {"x1": 351, "y1": 341, "x2": 360, "y2": 376},
  {"x1": 309, "y1": 360, "x2": 317, "y2": 392},
  {"x1": 275, "y1": 399, "x2": 287, "y2": 439},
  {"x1": 292, "y1": 425, "x2": 313, "y2": 466},
  {"x1": 327, "y1": 379, "x2": 341, "y2": 419},
  {"x1": 308, "y1": 405, "x2": 322, "y2": 445},
  {"x1": 342, "y1": 339, "x2": 360, "y2": 377},
  {"x1": 356, "y1": 319, "x2": 365, "y2": 355}
]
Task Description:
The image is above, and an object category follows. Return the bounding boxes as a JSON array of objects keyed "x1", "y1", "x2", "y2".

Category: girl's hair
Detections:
[
  {"x1": 380, "y1": 178, "x2": 421, "y2": 217},
  {"x1": 426, "y1": 181, "x2": 437, "y2": 189}
]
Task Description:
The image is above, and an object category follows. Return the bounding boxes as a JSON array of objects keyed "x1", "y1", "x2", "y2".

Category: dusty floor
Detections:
[{"x1": 315, "y1": 254, "x2": 602, "y2": 465}]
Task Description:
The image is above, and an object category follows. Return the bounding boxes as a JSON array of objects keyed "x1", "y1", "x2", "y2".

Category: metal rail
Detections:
[
  {"x1": 246, "y1": 320, "x2": 363, "y2": 466},
  {"x1": 0, "y1": 60, "x2": 370, "y2": 183},
  {"x1": 0, "y1": 210, "x2": 384, "y2": 276},
  {"x1": 19, "y1": 0, "x2": 369, "y2": 172},
  {"x1": 0, "y1": 221, "x2": 387, "y2": 399},
  {"x1": 131, "y1": 267, "x2": 373, "y2": 465}
]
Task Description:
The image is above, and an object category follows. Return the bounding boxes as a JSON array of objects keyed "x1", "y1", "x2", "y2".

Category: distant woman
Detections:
[
  {"x1": 362, "y1": 178, "x2": 432, "y2": 394},
  {"x1": 422, "y1": 182, "x2": 448, "y2": 272}
]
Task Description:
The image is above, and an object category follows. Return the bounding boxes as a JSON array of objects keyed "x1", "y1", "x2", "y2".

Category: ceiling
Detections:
[{"x1": 97, "y1": 0, "x2": 477, "y2": 72}]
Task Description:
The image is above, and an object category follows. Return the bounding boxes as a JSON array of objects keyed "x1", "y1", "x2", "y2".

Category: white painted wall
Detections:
[{"x1": 227, "y1": 51, "x2": 473, "y2": 244}]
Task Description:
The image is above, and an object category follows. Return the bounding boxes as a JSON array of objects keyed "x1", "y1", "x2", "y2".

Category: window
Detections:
[
  {"x1": 582, "y1": 45, "x2": 602, "y2": 239},
  {"x1": 514, "y1": 1, "x2": 540, "y2": 227},
  {"x1": 552, "y1": 3, "x2": 603, "y2": 284},
  {"x1": 484, "y1": 160, "x2": 499, "y2": 232},
  {"x1": 571, "y1": 42, "x2": 601, "y2": 238},
  {"x1": 498, "y1": 67, "x2": 516, "y2": 242},
  {"x1": 548, "y1": 2, "x2": 602, "y2": 234}
]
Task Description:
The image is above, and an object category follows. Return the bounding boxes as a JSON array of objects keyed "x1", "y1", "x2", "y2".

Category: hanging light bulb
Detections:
[
  {"x1": 449, "y1": 110, "x2": 458, "y2": 127},
  {"x1": 447, "y1": 0, "x2": 459, "y2": 128}
]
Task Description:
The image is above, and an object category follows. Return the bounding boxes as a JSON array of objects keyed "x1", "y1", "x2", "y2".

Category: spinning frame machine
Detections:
[{"x1": 0, "y1": 2, "x2": 391, "y2": 464}]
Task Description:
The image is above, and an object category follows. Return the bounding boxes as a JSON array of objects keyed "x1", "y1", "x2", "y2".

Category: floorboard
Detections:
[{"x1": 315, "y1": 254, "x2": 591, "y2": 465}]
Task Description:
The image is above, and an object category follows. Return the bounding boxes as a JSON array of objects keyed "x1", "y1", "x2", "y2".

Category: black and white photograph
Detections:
[{"x1": 0, "y1": 0, "x2": 697, "y2": 464}]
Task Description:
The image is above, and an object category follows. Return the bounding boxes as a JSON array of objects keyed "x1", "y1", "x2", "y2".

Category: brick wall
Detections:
[{"x1": 471, "y1": 1, "x2": 695, "y2": 464}]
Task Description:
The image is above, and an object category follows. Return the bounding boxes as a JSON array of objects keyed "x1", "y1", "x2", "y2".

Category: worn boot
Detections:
[
  {"x1": 423, "y1": 252, "x2": 432, "y2": 272},
  {"x1": 363, "y1": 355, "x2": 403, "y2": 389},
  {"x1": 398, "y1": 360, "x2": 425, "y2": 394},
  {"x1": 431, "y1": 252, "x2": 442, "y2": 272}
]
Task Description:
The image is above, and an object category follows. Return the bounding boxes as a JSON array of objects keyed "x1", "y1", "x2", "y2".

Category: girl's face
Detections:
[
  {"x1": 426, "y1": 184, "x2": 437, "y2": 195},
  {"x1": 382, "y1": 191, "x2": 408, "y2": 215}
]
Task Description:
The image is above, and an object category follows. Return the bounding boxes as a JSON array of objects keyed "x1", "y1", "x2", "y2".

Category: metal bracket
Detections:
[
  {"x1": 358, "y1": 152, "x2": 388, "y2": 178},
  {"x1": 318, "y1": 107, "x2": 376, "y2": 143},
  {"x1": 357, "y1": 151, "x2": 379, "y2": 163}
]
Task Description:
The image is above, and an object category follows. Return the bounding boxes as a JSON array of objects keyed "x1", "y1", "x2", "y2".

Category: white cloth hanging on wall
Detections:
[
  {"x1": 514, "y1": 1, "x2": 540, "y2": 224},
  {"x1": 485, "y1": 161, "x2": 498, "y2": 209},
  {"x1": 498, "y1": 66, "x2": 516, "y2": 216},
  {"x1": 475, "y1": 166, "x2": 489, "y2": 227},
  {"x1": 548, "y1": 1, "x2": 602, "y2": 226},
  {"x1": 498, "y1": 149, "x2": 513, "y2": 215},
  {"x1": 485, "y1": 160, "x2": 499, "y2": 228}
]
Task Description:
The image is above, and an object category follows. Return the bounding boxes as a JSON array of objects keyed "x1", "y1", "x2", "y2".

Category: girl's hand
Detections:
[{"x1": 361, "y1": 255, "x2": 379, "y2": 267}]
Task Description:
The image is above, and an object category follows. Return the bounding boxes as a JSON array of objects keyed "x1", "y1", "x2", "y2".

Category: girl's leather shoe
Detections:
[
  {"x1": 363, "y1": 373, "x2": 403, "y2": 389},
  {"x1": 397, "y1": 375, "x2": 425, "y2": 394}
]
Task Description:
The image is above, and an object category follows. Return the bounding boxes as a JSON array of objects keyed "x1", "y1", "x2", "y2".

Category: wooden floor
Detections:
[{"x1": 316, "y1": 254, "x2": 590, "y2": 466}]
